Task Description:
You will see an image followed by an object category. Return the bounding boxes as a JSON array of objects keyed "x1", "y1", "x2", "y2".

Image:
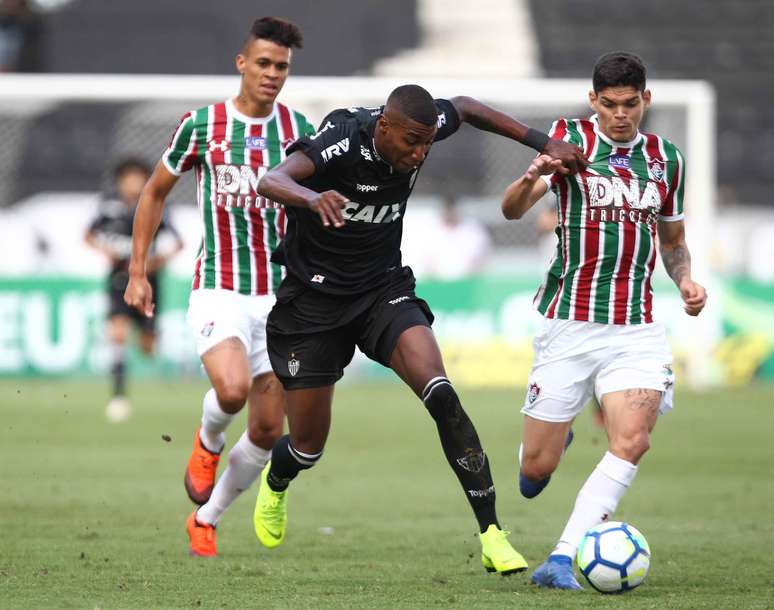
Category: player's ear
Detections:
[
  {"x1": 588, "y1": 90, "x2": 597, "y2": 110},
  {"x1": 642, "y1": 89, "x2": 652, "y2": 108},
  {"x1": 377, "y1": 115, "x2": 389, "y2": 135},
  {"x1": 235, "y1": 53, "x2": 246, "y2": 75}
]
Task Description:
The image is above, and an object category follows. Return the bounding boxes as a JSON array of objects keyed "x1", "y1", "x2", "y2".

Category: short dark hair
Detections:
[
  {"x1": 248, "y1": 16, "x2": 303, "y2": 49},
  {"x1": 593, "y1": 51, "x2": 647, "y2": 92},
  {"x1": 113, "y1": 158, "x2": 151, "y2": 180},
  {"x1": 385, "y1": 84, "x2": 437, "y2": 126}
]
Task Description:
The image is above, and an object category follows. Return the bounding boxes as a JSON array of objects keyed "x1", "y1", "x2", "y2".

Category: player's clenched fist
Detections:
[
  {"x1": 124, "y1": 274, "x2": 155, "y2": 318},
  {"x1": 679, "y1": 278, "x2": 707, "y2": 316},
  {"x1": 309, "y1": 190, "x2": 349, "y2": 228},
  {"x1": 525, "y1": 154, "x2": 564, "y2": 182},
  {"x1": 543, "y1": 139, "x2": 588, "y2": 175}
]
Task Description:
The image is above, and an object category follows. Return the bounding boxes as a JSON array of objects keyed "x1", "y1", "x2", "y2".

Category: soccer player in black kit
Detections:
[
  {"x1": 252, "y1": 85, "x2": 587, "y2": 572},
  {"x1": 85, "y1": 159, "x2": 183, "y2": 422}
]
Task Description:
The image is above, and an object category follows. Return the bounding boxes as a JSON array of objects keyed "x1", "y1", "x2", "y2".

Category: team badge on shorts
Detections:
[
  {"x1": 201, "y1": 321, "x2": 215, "y2": 337},
  {"x1": 527, "y1": 382, "x2": 541, "y2": 405},
  {"x1": 662, "y1": 364, "x2": 674, "y2": 389},
  {"x1": 456, "y1": 450, "x2": 486, "y2": 473},
  {"x1": 288, "y1": 354, "x2": 300, "y2": 377}
]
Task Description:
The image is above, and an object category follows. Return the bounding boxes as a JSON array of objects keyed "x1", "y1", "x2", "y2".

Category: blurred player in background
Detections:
[
  {"x1": 253, "y1": 84, "x2": 587, "y2": 573},
  {"x1": 123, "y1": 17, "x2": 315, "y2": 557},
  {"x1": 85, "y1": 159, "x2": 183, "y2": 423},
  {"x1": 501, "y1": 51, "x2": 707, "y2": 589}
]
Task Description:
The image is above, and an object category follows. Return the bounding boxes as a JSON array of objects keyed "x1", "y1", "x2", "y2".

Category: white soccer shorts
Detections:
[
  {"x1": 521, "y1": 316, "x2": 675, "y2": 423},
  {"x1": 186, "y1": 288, "x2": 276, "y2": 378}
]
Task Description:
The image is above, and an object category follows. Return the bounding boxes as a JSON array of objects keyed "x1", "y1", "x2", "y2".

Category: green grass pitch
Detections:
[{"x1": 2, "y1": 379, "x2": 773, "y2": 609}]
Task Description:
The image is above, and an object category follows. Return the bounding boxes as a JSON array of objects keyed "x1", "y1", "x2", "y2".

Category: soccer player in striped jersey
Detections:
[
  {"x1": 124, "y1": 17, "x2": 315, "y2": 557},
  {"x1": 501, "y1": 52, "x2": 707, "y2": 589}
]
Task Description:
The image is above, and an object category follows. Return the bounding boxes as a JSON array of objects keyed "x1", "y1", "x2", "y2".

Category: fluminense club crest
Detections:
[
  {"x1": 288, "y1": 354, "x2": 300, "y2": 377},
  {"x1": 648, "y1": 159, "x2": 665, "y2": 182},
  {"x1": 527, "y1": 382, "x2": 541, "y2": 404}
]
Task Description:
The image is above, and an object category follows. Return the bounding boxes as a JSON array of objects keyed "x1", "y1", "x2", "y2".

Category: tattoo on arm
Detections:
[{"x1": 660, "y1": 243, "x2": 691, "y2": 285}]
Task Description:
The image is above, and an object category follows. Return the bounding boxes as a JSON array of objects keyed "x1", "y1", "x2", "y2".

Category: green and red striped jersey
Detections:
[
  {"x1": 535, "y1": 117, "x2": 685, "y2": 325},
  {"x1": 162, "y1": 98, "x2": 315, "y2": 295}
]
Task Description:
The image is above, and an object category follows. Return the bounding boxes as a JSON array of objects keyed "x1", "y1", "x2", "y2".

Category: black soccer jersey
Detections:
[
  {"x1": 87, "y1": 198, "x2": 179, "y2": 275},
  {"x1": 273, "y1": 99, "x2": 461, "y2": 295}
]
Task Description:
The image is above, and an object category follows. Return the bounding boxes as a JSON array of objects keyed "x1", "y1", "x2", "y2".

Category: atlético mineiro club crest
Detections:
[
  {"x1": 456, "y1": 450, "x2": 486, "y2": 473},
  {"x1": 288, "y1": 354, "x2": 300, "y2": 377},
  {"x1": 208, "y1": 139, "x2": 231, "y2": 153},
  {"x1": 527, "y1": 382, "x2": 541, "y2": 404},
  {"x1": 648, "y1": 159, "x2": 665, "y2": 182}
]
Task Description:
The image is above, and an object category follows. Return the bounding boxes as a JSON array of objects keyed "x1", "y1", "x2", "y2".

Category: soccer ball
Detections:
[{"x1": 576, "y1": 521, "x2": 650, "y2": 593}]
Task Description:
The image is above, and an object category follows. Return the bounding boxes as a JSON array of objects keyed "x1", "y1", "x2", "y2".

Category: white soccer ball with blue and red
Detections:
[{"x1": 576, "y1": 521, "x2": 650, "y2": 593}]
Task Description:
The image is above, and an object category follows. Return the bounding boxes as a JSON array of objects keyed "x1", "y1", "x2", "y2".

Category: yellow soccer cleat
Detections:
[
  {"x1": 253, "y1": 461, "x2": 288, "y2": 549},
  {"x1": 480, "y1": 525, "x2": 529, "y2": 575}
]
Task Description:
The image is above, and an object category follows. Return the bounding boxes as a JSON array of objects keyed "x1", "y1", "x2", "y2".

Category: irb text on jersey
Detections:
[
  {"x1": 341, "y1": 201, "x2": 402, "y2": 223},
  {"x1": 321, "y1": 138, "x2": 350, "y2": 162}
]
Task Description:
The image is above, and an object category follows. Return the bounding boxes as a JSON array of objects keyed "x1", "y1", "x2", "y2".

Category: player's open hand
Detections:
[
  {"x1": 678, "y1": 278, "x2": 707, "y2": 316},
  {"x1": 525, "y1": 154, "x2": 563, "y2": 182},
  {"x1": 543, "y1": 139, "x2": 588, "y2": 175},
  {"x1": 310, "y1": 190, "x2": 349, "y2": 228},
  {"x1": 124, "y1": 273, "x2": 155, "y2": 318}
]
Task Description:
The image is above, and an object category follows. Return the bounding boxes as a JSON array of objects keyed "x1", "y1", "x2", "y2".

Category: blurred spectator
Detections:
[{"x1": 0, "y1": 0, "x2": 42, "y2": 72}]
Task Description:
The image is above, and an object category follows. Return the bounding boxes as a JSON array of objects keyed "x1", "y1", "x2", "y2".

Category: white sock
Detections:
[
  {"x1": 199, "y1": 388, "x2": 233, "y2": 452},
  {"x1": 196, "y1": 431, "x2": 271, "y2": 525},
  {"x1": 553, "y1": 451, "x2": 638, "y2": 559}
]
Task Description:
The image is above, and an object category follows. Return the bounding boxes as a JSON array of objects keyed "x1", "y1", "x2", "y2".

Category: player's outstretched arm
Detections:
[
  {"x1": 258, "y1": 151, "x2": 349, "y2": 228},
  {"x1": 501, "y1": 155, "x2": 558, "y2": 220},
  {"x1": 449, "y1": 96, "x2": 588, "y2": 174},
  {"x1": 124, "y1": 162, "x2": 178, "y2": 318},
  {"x1": 657, "y1": 219, "x2": 707, "y2": 316}
]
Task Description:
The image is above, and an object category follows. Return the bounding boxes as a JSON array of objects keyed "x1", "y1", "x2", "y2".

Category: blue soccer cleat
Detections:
[
  {"x1": 519, "y1": 429, "x2": 574, "y2": 498},
  {"x1": 531, "y1": 554, "x2": 583, "y2": 590}
]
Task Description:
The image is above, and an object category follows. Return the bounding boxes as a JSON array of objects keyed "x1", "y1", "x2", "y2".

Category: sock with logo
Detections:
[
  {"x1": 199, "y1": 388, "x2": 233, "y2": 453},
  {"x1": 196, "y1": 430, "x2": 271, "y2": 525},
  {"x1": 422, "y1": 377, "x2": 499, "y2": 533},
  {"x1": 110, "y1": 341, "x2": 127, "y2": 397},
  {"x1": 552, "y1": 451, "x2": 638, "y2": 559},
  {"x1": 266, "y1": 435, "x2": 322, "y2": 492}
]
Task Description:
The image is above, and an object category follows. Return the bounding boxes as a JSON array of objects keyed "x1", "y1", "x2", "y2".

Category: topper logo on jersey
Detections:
[
  {"x1": 356, "y1": 183, "x2": 378, "y2": 192},
  {"x1": 586, "y1": 175, "x2": 663, "y2": 223},
  {"x1": 321, "y1": 138, "x2": 350, "y2": 162},
  {"x1": 340, "y1": 201, "x2": 402, "y2": 223},
  {"x1": 214, "y1": 164, "x2": 279, "y2": 209}
]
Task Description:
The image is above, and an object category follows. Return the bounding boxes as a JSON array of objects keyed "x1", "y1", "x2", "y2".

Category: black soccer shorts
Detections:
[
  {"x1": 107, "y1": 270, "x2": 157, "y2": 332},
  {"x1": 267, "y1": 266, "x2": 433, "y2": 390}
]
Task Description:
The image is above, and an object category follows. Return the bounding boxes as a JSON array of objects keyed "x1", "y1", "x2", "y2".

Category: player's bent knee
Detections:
[
  {"x1": 421, "y1": 377, "x2": 461, "y2": 421},
  {"x1": 248, "y1": 420, "x2": 283, "y2": 450},
  {"x1": 214, "y1": 382, "x2": 250, "y2": 413},
  {"x1": 609, "y1": 430, "x2": 651, "y2": 464},
  {"x1": 520, "y1": 456, "x2": 558, "y2": 482}
]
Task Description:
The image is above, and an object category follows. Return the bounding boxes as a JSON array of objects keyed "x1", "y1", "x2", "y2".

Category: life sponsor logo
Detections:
[
  {"x1": 340, "y1": 201, "x2": 404, "y2": 224},
  {"x1": 321, "y1": 138, "x2": 350, "y2": 162},
  {"x1": 584, "y1": 174, "x2": 664, "y2": 224},
  {"x1": 608, "y1": 154, "x2": 630, "y2": 170},
  {"x1": 244, "y1": 136, "x2": 267, "y2": 150},
  {"x1": 214, "y1": 164, "x2": 281, "y2": 209}
]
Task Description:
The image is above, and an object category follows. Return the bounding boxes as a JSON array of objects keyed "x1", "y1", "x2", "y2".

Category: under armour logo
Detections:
[{"x1": 208, "y1": 139, "x2": 231, "y2": 153}]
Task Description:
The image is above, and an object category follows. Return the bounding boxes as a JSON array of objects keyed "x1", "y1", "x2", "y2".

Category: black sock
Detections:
[
  {"x1": 423, "y1": 377, "x2": 499, "y2": 533},
  {"x1": 267, "y1": 435, "x2": 322, "y2": 492},
  {"x1": 111, "y1": 359, "x2": 126, "y2": 396}
]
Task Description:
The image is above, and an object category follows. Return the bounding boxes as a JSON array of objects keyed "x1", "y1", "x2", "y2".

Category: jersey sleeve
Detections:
[
  {"x1": 540, "y1": 118, "x2": 577, "y2": 189},
  {"x1": 658, "y1": 145, "x2": 685, "y2": 221},
  {"x1": 432, "y1": 99, "x2": 461, "y2": 142},
  {"x1": 161, "y1": 112, "x2": 200, "y2": 176},
  {"x1": 286, "y1": 112, "x2": 359, "y2": 175}
]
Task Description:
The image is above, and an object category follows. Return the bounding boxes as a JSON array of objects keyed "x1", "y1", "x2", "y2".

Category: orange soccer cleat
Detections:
[
  {"x1": 186, "y1": 510, "x2": 217, "y2": 557},
  {"x1": 184, "y1": 427, "x2": 222, "y2": 505}
]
